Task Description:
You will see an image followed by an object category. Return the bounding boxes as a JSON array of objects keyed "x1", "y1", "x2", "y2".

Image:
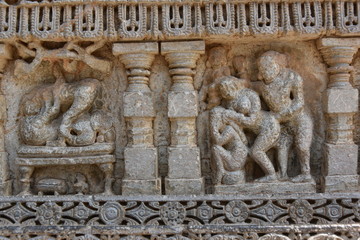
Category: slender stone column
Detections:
[
  {"x1": 161, "y1": 41, "x2": 205, "y2": 195},
  {"x1": 113, "y1": 43, "x2": 161, "y2": 195},
  {"x1": 318, "y1": 38, "x2": 360, "y2": 192},
  {"x1": 0, "y1": 44, "x2": 11, "y2": 195}
]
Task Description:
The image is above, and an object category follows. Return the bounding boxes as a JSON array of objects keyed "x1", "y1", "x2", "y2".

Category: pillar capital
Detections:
[
  {"x1": 317, "y1": 38, "x2": 360, "y2": 88},
  {"x1": 161, "y1": 41, "x2": 205, "y2": 91},
  {"x1": 113, "y1": 42, "x2": 158, "y2": 92}
]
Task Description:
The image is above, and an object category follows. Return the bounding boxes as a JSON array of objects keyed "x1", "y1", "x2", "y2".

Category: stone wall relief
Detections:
[
  {"x1": 207, "y1": 48, "x2": 316, "y2": 194},
  {"x1": 14, "y1": 41, "x2": 115, "y2": 195},
  {"x1": 0, "y1": 39, "x2": 350, "y2": 196}
]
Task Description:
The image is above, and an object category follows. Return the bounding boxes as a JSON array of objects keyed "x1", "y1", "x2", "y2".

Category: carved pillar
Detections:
[
  {"x1": 161, "y1": 41, "x2": 205, "y2": 195},
  {"x1": 0, "y1": 44, "x2": 11, "y2": 195},
  {"x1": 318, "y1": 38, "x2": 360, "y2": 192},
  {"x1": 113, "y1": 43, "x2": 161, "y2": 195}
]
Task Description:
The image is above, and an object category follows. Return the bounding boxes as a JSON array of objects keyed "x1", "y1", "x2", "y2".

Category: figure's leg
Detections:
[
  {"x1": 251, "y1": 121, "x2": 280, "y2": 182},
  {"x1": 99, "y1": 163, "x2": 114, "y2": 195},
  {"x1": 212, "y1": 145, "x2": 228, "y2": 184},
  {"x1": 60, "y1": 81, "x2": 99, "y2": 140},
  {"x1": 277, "y1": 130, "x2": 292, "y2": 180},
  {"x1": 292, "y1": 113, "x2": 313, "y2": 182},
  {"x1": 18, "y1": 166, "x2": 34, "y2": 196}
]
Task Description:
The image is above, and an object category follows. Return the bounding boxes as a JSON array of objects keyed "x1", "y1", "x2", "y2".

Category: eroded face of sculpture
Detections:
[
  {"x1": 218, "y1": 77, "x2": 248, "y2": 101},
  {"x1": 257, "y1": 51, "x2": 284, "y2": 84}
]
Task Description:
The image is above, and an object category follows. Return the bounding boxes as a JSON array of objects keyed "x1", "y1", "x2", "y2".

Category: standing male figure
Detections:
[{"x1": 257, "y1": 51, "x2": 313, "y2": 182}]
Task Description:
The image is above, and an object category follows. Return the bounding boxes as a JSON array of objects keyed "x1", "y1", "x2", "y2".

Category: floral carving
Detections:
[
  {"x1": 352, "y1": 203, "x2": 360, "y2": 220},
  {"x1": 36, "y1": 202, "x2": 62, "y2": 225},
  {"x1": 325, "y1": 203, "x2": 343, "y2": 220},
  {"x1": 289, "y1": 200, "x2": 313, "y2": 224},
  {"x1": 160, "y1": 202, "x2": 186, "y2": 225},
  {"x1": 100, "y1": 202, "x2": 124, "y2": 225},
  {"x1": 197, "y1": 202, "x2": 213, "y2": 222},
  {"x1": 224, "y1": 201, "x2": 249, "y2": 223}
]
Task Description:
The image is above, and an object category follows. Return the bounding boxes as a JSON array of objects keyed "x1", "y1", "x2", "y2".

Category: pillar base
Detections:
[
  {"x1": 124, "y1": 147, "x2": 158, "y2": 180},
  {"x1": 122, "y1": 179, "x2": 161, "y2": 195},
  {"x1": 322, "y1": 175, "x2": 360, "y2": 193},
  {"x1": 0, "y1": 180, "x2": 11, "y2": 195},
  {"x1": 215, "y1": 181, "x2": 316, "y2": 195},
  {"x1": 165, "y1": 177, "x2": 204, "y2": 195}
]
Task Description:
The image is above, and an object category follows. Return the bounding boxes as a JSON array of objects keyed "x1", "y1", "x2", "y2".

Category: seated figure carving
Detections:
[
  {"x1": 19, "y1": 64, "x2": 114, "y2": 147},
  {"x1": 211, "y1": 77, "x2": 281, "y2": 183},
  {"x1": 210, "y1": 105, "x2": 248, "y2": 185}
]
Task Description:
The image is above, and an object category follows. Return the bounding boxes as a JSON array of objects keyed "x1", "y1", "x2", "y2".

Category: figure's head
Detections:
[
  {"x1": 21, "y1": 90, "x2": 42, "y2": 116},
  {"x1": 208, "y1": 46, "x2": 227, "y2": 68},
  {"x1": 233, "y1": 55, "x2": 246, "y2": 75},
  {"x1": 234, "y1": 96, "x2": 251, "y2": 115},
  {"x1": 218, "y1": 76, "x2": 249, "y2": 100},
  {"x1": 257, "y1": 51, "x2": 287, "y2": 84}
]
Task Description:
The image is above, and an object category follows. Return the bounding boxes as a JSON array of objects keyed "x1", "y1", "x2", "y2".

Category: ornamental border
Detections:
[{"x1": 0, "y1": 0, "x2": 358, "y2": 41}]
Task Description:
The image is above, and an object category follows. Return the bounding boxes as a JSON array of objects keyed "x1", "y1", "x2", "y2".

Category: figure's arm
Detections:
[
  {"x1": 248, "y1": 91, "x2": 261, "y2": 114},
  {"x1": 228, "y1": 120, "x2": 248, "y2": 145},
  {"x1": 278, "y1": 75, "x2": 304, "y2": 120},
  {"x1": 210, "y1": 110, "x2": 233, "y2": 145},
  {"x1": 225, "y1": 110, "x2": 258, "y2": 126},
  {"x1": 225, "y1": 92, "x2": 261, "y2": 126},
  {"x1": 41, "y1": 93, "x2": 61, "y2": 122}
]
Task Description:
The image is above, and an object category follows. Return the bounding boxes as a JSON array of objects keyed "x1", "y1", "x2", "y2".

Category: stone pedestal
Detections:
[
  {"x1": 318, "y1": 38, "x2": 360, "y2": 192},
  {"x1": 0, "y1": 44, "x2": 11, "y2": 195},
  {"x1": 215, "y1": 181, "x2": 316, "y2": 195},
  {"x1": 165, "y1": 147, "x2": 203, "y2": 195},
  {"x1": 122, "y1": 147, "x2": 161, "y2": 195},
  {"x1": 16, "y1": 144, "x2": 115, "y2": 195},
  {"x1": 113, "y1": 42, "x2": 161, "y2": 195},
  {"x1": 161, "y1": 41, "x2": 205, "y2": 195}
]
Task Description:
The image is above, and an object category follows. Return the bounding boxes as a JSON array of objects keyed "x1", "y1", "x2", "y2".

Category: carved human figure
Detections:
[
  {"x1": 20, "y1": 65, "x2": 114, "y2": 146},
  {"x1": 210, "y1": 106, "x2": 248, "y2": 185},
  {"x1": 218, "y1": 77, "x2": 281, "y2": 182},
  {"x1": 199, "y1": 46, "x2": 231, "y2": 110},
  {"x1": 198, "y1": 46, "x2": 232, "y2": 159},
  {"x1": 257, "y1": 51, "x2": 313, "y2": 182}
]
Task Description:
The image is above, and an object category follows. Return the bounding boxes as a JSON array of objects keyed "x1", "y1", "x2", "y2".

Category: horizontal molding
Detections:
[
  {"x1": 0, "y1": 194, "x2": 359, "y2": 238},
  {"x1": 0, "y1": 0, "x2": 358, "y2": 41}
]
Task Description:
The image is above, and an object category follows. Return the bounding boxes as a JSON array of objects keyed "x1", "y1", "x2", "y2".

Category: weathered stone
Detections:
[
  {"x1": 124, "y1": 148, "x2": 158, "y2": 180},
  {"x1": 215, "y1": 181, "x2": 316, "y2": 195},
  {"x1": 168, "y1": 91, "x2": 198, "y2": 118},
  {"x1": 165, "y1": 178, "x2": 204, "y2": 195},
  {"x1": 123, "y1": 92, "x2": 155, "y2": 117},
  {"x1": 161, "y1": 41, "x2": 205, "y2": 55},
  {"x1": 122, "y1": 179, "x2": 161, "y2": 195},
  {"x1": 318, "y1": 38, "x2": 360, "y2": 48},
  {"x1": 324, "y1": 143, "x2": 358, "y2": 176},
  {"x1": 0, "y1": 0, "x2": 358, "y2": 236},
  {"x1": 322, "y1": 175, "x2": 360, "y2": 192},
  {"x1": 167, "y1": 147, "x2": 201, "y2": 179},
  {"x1": 17, "y1": 143, "x2": 115, "y2": 158},
  {"x1": 323, "y1": 88, "x2": 358, "y2": 114},
  {"x1": 113, "y1": 42, "x2": 158, "y2": 55}
]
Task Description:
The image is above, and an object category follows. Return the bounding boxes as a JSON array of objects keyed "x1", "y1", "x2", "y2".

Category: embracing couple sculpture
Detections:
[{"x1": 210, "y1": 51, "x2": 313, "y2": 185}]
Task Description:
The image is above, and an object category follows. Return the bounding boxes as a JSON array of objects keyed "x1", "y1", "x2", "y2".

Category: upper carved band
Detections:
[{"x1": 0, "y1": 0, "x2": 358, "y2": 40}]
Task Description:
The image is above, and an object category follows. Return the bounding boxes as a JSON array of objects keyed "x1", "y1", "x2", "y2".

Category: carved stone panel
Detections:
[{"x1": 0, "y1": 0, "x2": 358, "y2": 238}]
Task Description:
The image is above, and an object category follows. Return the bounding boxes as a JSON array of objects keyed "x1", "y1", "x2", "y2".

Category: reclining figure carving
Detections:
[{"x1": 19, "y1": 64, "x2": 114, "y2": 147}]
